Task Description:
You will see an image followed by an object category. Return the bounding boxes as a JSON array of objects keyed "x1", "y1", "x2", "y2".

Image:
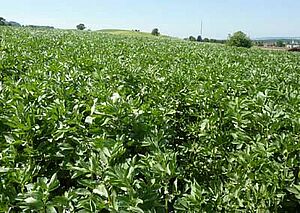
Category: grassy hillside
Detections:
[
  {"x1": 99, "y1": 29, "x2": 151, "y2": 36},
  {"x1": 99, "y1": 28, "x2": 173, "y2": 39},
  {"x1": 1, "y1": 27, "x2": 300, "y2": 212}
]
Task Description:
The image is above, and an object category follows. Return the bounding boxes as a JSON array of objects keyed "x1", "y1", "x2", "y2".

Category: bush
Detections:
[
  {"x1": 203, "y1": 38, "x2": 210, "y2": 42},
  {"x1": 197, "y1": 35, "x2": 203, "y2": 42},
  {"x1": 255, "y1": 41, "x2": 264, "y2": 47},
  {"x1": 227, "y1": 31, "x2": 252, "y2": 48},
  {"x1": 0, "y1": 17, "x2": 6, "y2": 26},
  {"x1": 76, "y1": 24, "x2": 86, "y2": 30},
  {"x1": 151, "y1": 28, "x2": 160, "y2": 36},
  {"x1": 189, "y1": 36, "x2": 196, "y2": 41},
  {"x1": 276, "y1": 40, "x2": 285, "y2": 47}
]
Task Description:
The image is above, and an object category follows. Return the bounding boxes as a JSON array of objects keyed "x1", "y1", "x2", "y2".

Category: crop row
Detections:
[{"x1": 1, "y1": 27, "x2": 300, "y2": 212}]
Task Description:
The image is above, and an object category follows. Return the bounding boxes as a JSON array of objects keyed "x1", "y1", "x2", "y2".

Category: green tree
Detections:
[
  {"x1": 76, "y1": 23, "x2": 86, "y2": 30},
  {"x1": 255, "y1": 41, "x2": 264, "y2": 47},
  {"x1": 276, "y1": 40, "x2": 285, "y2": 47},
  {"x1": 189, "y1": 36, "x2": 196, "y2": 41},
  {"x1": 151, "y1": 28, "x2": 160, "y2": 36},
  {"x1": 197, "y1": 35, "x2": 203, "y2": 42},
  {"x1": 227, "y1": 31, "x2": 252, "y2": 48},
  {"x1": 203, "y1": 38, "x2": 210, "y2": 42},
  {"x1": 0, "y1": 17, "x2": 6, "y2": 26}
]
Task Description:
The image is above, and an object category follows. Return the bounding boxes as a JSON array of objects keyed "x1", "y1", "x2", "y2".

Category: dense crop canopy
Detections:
[{"x1": 1, "y1": 27, "x2": 300, "y2": 212}]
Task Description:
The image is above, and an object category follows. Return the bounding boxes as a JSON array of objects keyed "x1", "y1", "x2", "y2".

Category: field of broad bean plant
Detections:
[{"x1": 1, "y1": 27, "x2": 300, "y2": 212}]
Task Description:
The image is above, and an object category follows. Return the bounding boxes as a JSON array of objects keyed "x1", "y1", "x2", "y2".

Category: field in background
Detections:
[
  {"x1": 256, "y1": 46, "x2": 288, "y2": 51},
  {"x1": 1, "y1": 27, "x2": 300, "y2": 212},
  {"x1": 99, "y1": 29, "x2": 153, "y2": 36},
  {"x1": 98, "y1": 29, "x2": 173, "y2": 39}
]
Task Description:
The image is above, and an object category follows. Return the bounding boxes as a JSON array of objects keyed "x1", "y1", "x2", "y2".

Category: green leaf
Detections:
[
  {"x1": 75, "y1": 188, "x2": 91, "y2": 196},
  {"x1": 85, "y1": 116, "x2": 95, "y2": 124},
  {"x1": 93, "y1": 184, "x2": 109, "y2": 198},
  {"x1": 47, "y1": 173, "x2": 60, "y2": 191},
  {"x1": 0, "y1": 167, "x2": 10, "y2": 173},
  {"x1": 127, "y1": 206, "x2": 144, "y2": 213},
  {"x1": 25, "y1": 197, "x2": 39, "y2": 204},
  {"x1": 46, "y1": 206, "x2": 57, "y2": 213},
  {"x1": 288, "y1": 184, "x2": 300, "y2": 200},
  {"x1": 52, "y1": 196, "x2": 69, "y2": 206}
]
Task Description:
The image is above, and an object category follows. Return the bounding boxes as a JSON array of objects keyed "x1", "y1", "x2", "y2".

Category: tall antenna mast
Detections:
[{"x1": 201, "y1": 20, "x2": 203, "y2": 36}]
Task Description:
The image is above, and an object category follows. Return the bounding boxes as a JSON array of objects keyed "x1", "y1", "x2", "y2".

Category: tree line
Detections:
[
  {"x1": 149, "y1": 28, "x2": 252, "y2": 48},
  {"x1": 184, "y1": 31, "x2": 252, "y2": 48},
  {"x1": 2, "y1": 17, "x2": 253, "y2": 49},
  {"x1": 0, "y1": 17, "x2": 54, "y2": 29},
  {"x1": 0, "y1": 17, "x2": 21, "y2": 27}
]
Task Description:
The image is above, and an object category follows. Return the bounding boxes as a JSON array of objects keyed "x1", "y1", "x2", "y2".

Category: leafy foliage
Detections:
[
  {"x1": 227, "y1": 31, "x2": 253, "y2": 48},
  {"x1": 196, "y1": 35, "x2": 202, "y2": 42},
  {"x1": 1, "y1": 27, "x2": 300, "y2": 212},
  {"x1": 76, "y1": 24, "x2": 86, "y2": 30},
  {"x1": 0, "y1": 17, "x2": 5, "y2": 26},
  {"x1": 188, "y1": 36, "x2": 196, "y2": 42},
  {"x1": 276, "y1": 40, "x2": 285, "y2": 47},
  {"x1": 151, "y1": 28, "x2": 160, "y2": 36}
]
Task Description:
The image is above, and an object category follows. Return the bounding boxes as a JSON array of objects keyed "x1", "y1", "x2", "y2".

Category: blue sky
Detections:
[{"x1": 1, "y1": 0, "x2": 300, "y2": 39}]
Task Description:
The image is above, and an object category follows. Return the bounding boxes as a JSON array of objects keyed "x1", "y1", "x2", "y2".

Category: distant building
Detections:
[
  {"x1": 263, "y1": 42, "x2": 276, "y2": 47},
  {"x1": 286, "y1": 41, "x2": 300, "y2": 49},
  {"x1": 286, "y1": 40, "x2": 300, "y2": 49},
  {"x1": 286, "y1": 44, "x2": 300, "y2": 48}
]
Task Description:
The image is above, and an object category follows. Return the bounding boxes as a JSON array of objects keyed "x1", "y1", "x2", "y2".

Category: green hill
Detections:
[{"x1": 98, "y1": 28, "x2": 173, "y2": 39}]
